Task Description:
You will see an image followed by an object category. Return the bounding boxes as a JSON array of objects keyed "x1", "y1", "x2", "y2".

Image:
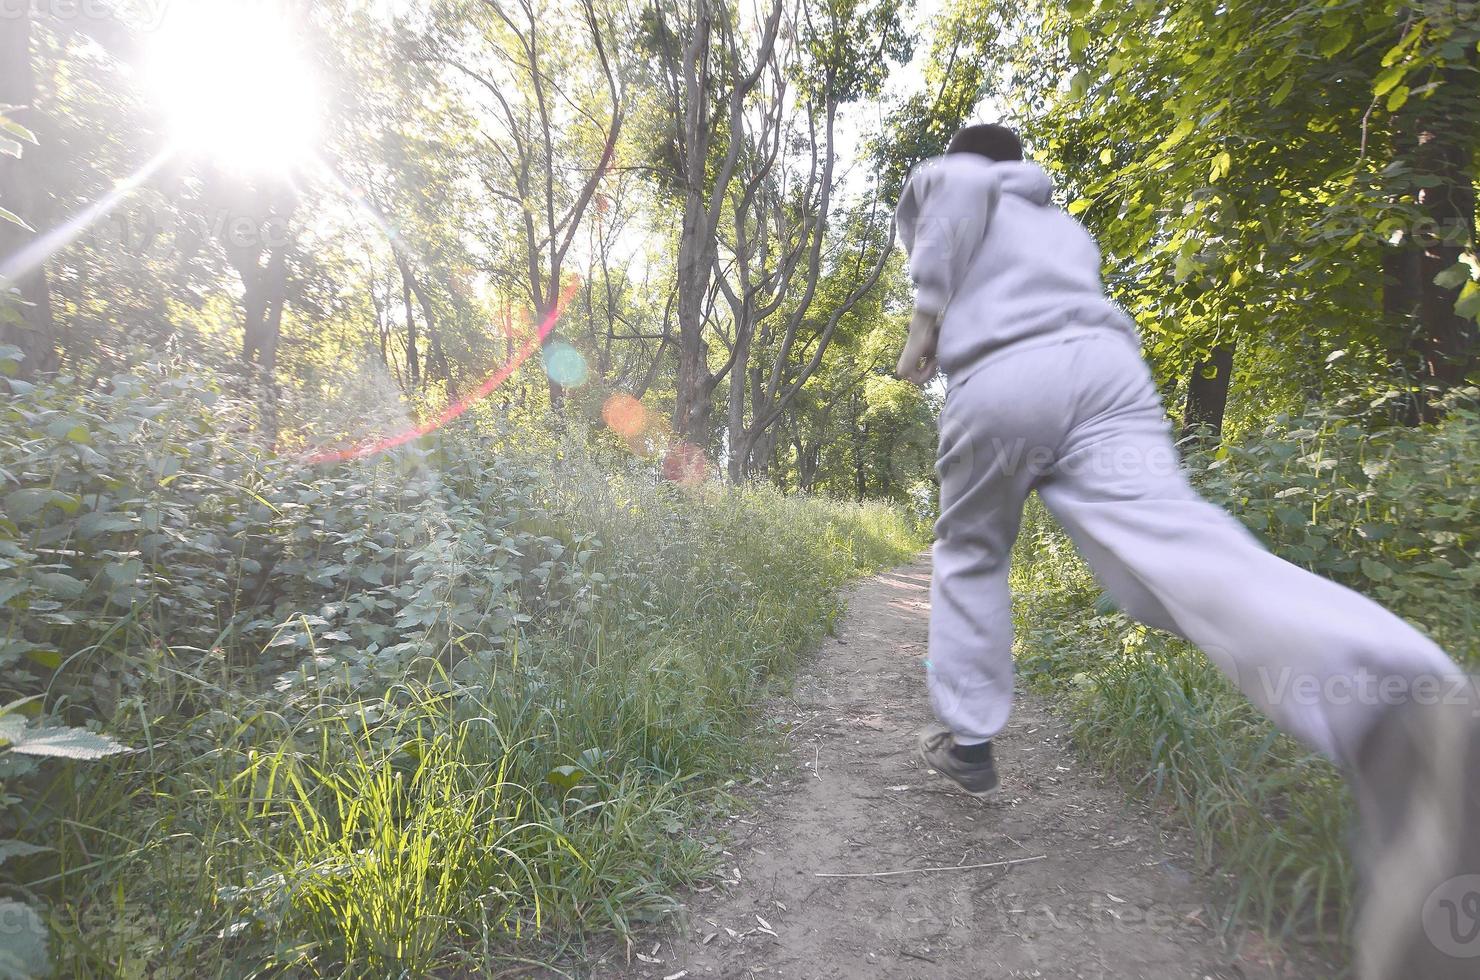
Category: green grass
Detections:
[
  {"x1": 2, "y1": 364, "x2": 925, "y2": 976},
  {"x1": 37, "y1": 477, "x2": 920, "y2": 976}
]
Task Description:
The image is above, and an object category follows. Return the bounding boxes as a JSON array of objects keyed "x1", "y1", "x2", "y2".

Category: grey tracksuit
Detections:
[{"x1": 896, "y1": 155, "x2": 1460, "y2": 764}]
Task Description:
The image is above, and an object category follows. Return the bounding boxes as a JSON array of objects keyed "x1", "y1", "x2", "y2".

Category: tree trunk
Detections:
[
  {"x1": 675, "y1": 195, "x2": 716, "y2": 444},
  {"x1": 1181, "y1": 342, "x2": 1235, "y2": 443},
  {"x1": 1387, "y1": 55, "x2": 1478, "y2": 422},
  {"x1": 1383, "y1": 244, "x2": 1425, "y2": 424},
  {"x1": 1410, "y1": 108, "x2": 1476, "y2": 406},
  {"x1": 797, "y1": 435, "x2": 820, "y2": 491},
  {"x1": 727, "y1": 336, "x2": 749, "y2": 480},
  {"x1": 0, "y1": 11, "x2": 58, "y2": 375},
  {"x1": 538, "y1": 294, "x2": 567, "y2": 411},
  {"x1": 242, "y1": 243, "x2": 288, "y2": 373},
  {"x1": 411, "y1": 274, "x2": 451, "y2": 392},
  {"x1": 395, "y1": 251, "x2": 421, "y2": 390}
]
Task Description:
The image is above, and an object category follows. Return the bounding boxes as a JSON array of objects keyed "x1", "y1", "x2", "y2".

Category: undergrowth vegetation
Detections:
[
  {"x1": 0, "y1": 351, "x2": 922, "y2": 977},
  {"x1": 1012, "y1": 390, "x2": 1480, "y2": 956}
]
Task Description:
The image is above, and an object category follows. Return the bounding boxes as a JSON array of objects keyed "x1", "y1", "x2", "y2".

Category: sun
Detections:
[{"x1": 145, "y1": 2, "x2": 324, "y2": 175}]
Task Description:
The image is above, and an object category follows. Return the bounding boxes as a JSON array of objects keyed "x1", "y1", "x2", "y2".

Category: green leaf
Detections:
[
  {"x1": 1386, "y1": 85, "x2": 1410, "y2": 112},
  {"x1": 1381, "y1": 26, "x2": 1423, "y2": 67},
  {"x1": 23, "y1": 650, "x2": 61, "y2": 670},
  {"x1": 1068, "y1": 69, "x2": 1091, "y2": 100},
  {"x1": 1208, "y1": 150, "x2": 1232, "y2": 182},
  {"x1": 1456, "y1": 281, "x2": 1480, "y2": 321},
  {"x1": 6, "y1": 725, "x2": 129, "y2": 759},
  {"x1": 0, "y1": 840, "x2": 50, "y2": 866},
  {"x1": 103, "y1": 560, "x2": 142, "y2": 587},
  {"x1": 1360, "y1": 558, "x2": 1394, "y2": 581},
  {"x1": 1270, "y1": 76, "x2": 1295, "y2": 106},
  {"x1": 1373, "y1": 63, "x2": 1407, "y2": 97},
  {"x1": 1319, "y1": 26, "x2": 1353, "y2": 57},
  {"x1": 1162, "y1": 119, "x2": 1195, "y2": 150},
  {"x1": 4, "y1": 489, "x2": 80, "y2": 519},
  {"x1": 1433, "y1": 262, "x2": 1472, "y2": 290},
  {"x1": 33, "y1": 572, "x2": 86, "y2": 599},
  {"x1": 546, "y1": 765, "x2": 582, "y2": 792},
  {"x1": 0, "y1": 205, "x2": 32, "y2": 232},
  {"x1": 0, "y1": 118, "x2": 36, "y2": 145},
  {"x1": 77, "y1": 512, "x2": 135, "y2": 538},
  {"x1": 1067, "y1": 197, "x2": 1092, "y2": 215},
  {"x1": 1070, "y1": 26, "x2": 1091, "y2": 59},
  {"x1": 0, "y1": 715, "x2": 25, "y2": 747}
]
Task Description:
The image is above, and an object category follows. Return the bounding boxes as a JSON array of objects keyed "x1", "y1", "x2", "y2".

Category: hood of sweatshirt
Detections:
[
  {"x1": 893, "y1": 152, "x2": 1136, "y2": 373},
  {"x1": 911, "y1": 154, "x2": 1055, "y2": 207},
  {"x1": 893, "y1": 155, "x2": 1057, "y2": 314}
]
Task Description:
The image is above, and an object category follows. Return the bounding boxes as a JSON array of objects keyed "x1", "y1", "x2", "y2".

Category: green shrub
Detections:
[{"x1": 1, "y1": 353, "x2": 923, "y2": 975}]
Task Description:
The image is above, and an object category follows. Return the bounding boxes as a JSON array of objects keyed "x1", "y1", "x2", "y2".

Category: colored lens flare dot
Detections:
[
  {"x1": 543, "y1": 341, "x2": 588, "y2": 387},
  {"x1": 602, "y1": 393, "x2": 648, "y2": 439},
  {"x1": 662, "y1": 441, "x2": 709, "y2": 485}
]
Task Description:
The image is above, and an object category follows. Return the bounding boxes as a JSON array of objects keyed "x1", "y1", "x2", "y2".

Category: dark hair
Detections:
[{"x1": 945, "y1": 124, "x2": 1023, "y2": 162}]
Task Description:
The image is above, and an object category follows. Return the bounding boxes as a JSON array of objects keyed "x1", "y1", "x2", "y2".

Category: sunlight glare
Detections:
[{"x1": 146, "y1": 3, "x2": 323, "y2": 174}]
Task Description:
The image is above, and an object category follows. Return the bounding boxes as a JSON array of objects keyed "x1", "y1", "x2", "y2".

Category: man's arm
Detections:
[
  {"x1": 892, "y1": 160, "x2": 1002, "y2": 387},
  {"x1": 896, "y1": 308, "x2": 939, "y2": 385}
]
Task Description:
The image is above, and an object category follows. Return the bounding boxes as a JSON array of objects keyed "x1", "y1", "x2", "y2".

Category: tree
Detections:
[
  {"x1": 713, "y1": 0, "x2": 909, "y2": 480},
  {"x1": 0, "y1": 11, "x2": 57, "y2": 376},
  {"x1": 995, "y1": 0, "x2": 1479, "y2": 436},
  {"x1": 429, "y1": 0, "x2": 625, "y2": 409},
  {"x1": 636, "y1": 0, "x2": 786, "y2": 449}
]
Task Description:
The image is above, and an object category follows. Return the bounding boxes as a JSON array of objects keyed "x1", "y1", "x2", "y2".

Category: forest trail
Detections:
[{"x1": 605, "y1": 556, "x2": 1321, "y2": 980}]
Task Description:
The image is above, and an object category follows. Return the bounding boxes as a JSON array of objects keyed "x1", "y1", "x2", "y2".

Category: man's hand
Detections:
[{"x1": 896, "y1": 308, "x2": 940, "y2": 386}]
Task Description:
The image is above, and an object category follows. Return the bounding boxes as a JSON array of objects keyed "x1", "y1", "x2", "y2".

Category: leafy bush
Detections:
[
  {"x1": 1012, "y1": 392, "x2": 1479, "y2": 952},
  {"x1": 0, "y1": 352, "x2": 923, "y2": 975}
]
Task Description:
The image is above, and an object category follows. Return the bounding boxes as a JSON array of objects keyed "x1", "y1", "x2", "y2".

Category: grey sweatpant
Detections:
[{"x1": 928, "y1": 328, "x2": 1460, "y2": 765}]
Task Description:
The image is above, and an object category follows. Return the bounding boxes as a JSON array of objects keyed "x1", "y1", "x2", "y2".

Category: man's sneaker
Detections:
[
  {"x1": 918, "y1": 726, "x2": 999, "y2": 798},
  {"x1": 1351, "y1": 688, "x2": 1480, "y2": 980}
]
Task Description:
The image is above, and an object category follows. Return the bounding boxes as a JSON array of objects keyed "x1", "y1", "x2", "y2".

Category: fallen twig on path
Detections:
[{"x1": 813, "y1": 854, "x2": 1047, "y2": 878}]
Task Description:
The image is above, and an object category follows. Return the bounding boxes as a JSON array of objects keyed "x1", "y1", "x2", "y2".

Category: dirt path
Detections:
[{"x1": 602, "y1": 557, "x2": 1322, "y2": 980}]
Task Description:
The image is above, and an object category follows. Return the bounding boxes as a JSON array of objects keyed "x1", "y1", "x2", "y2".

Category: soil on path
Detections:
[{"x1": 603, "y1": 557, "x2": 1329, "y2": 980}]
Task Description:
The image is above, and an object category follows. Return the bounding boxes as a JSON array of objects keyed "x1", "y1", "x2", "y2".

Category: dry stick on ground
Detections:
[{"x1": 814, "y1": 854, "x2": 1048, "y2": 878}]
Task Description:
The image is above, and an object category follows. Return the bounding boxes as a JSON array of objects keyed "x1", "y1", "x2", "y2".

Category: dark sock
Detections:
[{"x1": 951, "y1": 740, "x2": 992, "y2": 764}]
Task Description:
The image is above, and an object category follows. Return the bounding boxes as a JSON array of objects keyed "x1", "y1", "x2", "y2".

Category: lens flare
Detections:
[
  {"x1": 601, "y1": 393, "x2": 647, "y2": 439},
  {"x1": 145, "y1": 1, "x2": 322, "y2": 176},
  {"x1": 662, "y1": 441, "x2": 709, "y2": 485},
  {"x1": 543, "y1": 341, "x2": 588, "y2": 388},
  {"x1": 0, "y1": 149, "x2": 173, "y2": 291},
  {"x1": 304, "y1": 279, "x2": 581, "y2": 464}
]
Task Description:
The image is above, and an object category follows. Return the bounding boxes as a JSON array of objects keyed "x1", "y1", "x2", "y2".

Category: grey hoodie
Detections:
[{"x1": 894, "y1": 154, "x2": 1137, "y2": 378}]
